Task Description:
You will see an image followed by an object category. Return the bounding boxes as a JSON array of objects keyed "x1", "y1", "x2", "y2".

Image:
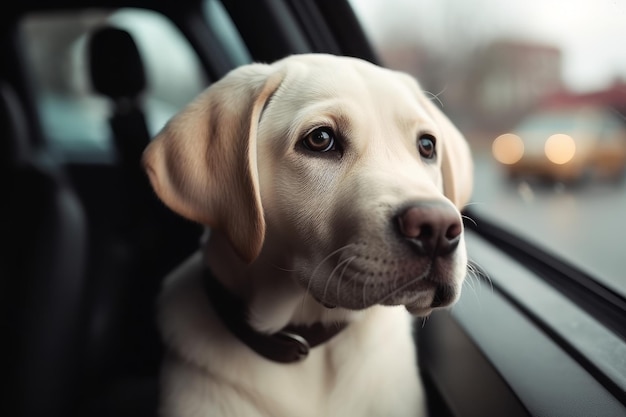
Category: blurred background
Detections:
[{"x1": 349, "y1": 0, "x2": 626, "y2": 299}]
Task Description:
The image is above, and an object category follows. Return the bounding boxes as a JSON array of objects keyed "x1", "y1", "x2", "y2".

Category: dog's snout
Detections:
[{"x1": 396, "y1": 203, "x2": 462, "y2": 257}]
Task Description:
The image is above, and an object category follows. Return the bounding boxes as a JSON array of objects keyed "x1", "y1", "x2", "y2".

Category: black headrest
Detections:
[{"x1": 88, "y1": 27, "x2": 146, "y2": 100}]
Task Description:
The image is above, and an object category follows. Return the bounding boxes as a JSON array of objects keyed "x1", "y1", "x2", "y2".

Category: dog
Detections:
[{"x1": 142, "y1": 53, "x2": 473, "y2": 417}]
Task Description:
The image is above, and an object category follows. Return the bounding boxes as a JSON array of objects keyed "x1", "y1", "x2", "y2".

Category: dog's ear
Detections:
[
  {"x1": 420, "y1": 95, "x2": 474, "y2": 209},
  {"x1": 142, "y1": 64, "x2": 285, "y2": 263}
]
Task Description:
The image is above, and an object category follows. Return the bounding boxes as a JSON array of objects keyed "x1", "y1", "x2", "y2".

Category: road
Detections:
[{"x1": 468, "y1": 151, "x2": 626, "y2": 298}]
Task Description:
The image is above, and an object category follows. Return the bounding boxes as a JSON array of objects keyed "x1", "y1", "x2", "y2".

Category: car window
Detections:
[
  {"x1": 349, "y1": 0, "x2": 626, "y2": 298},
  {"x1": 19, "y1": 8, "x2": 208, "y2": 163}
]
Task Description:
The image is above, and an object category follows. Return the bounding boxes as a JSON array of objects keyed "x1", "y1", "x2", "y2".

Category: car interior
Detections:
[{"x1": 2, "y1": 0, "x2": 625, "y2": 416}]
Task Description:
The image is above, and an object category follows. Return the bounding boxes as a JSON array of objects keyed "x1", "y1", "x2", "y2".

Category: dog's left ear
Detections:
[
  {"x1": 420, "y1": 95, "x2": 474, "y2": 209},
  {"x1": 142, "y1": 64, "x2": 285, "y2": 263}
]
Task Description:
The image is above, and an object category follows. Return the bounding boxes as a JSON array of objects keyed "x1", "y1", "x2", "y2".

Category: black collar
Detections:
[{"x1": 202, "y1": 267, "x2": 347, "y2": 363}]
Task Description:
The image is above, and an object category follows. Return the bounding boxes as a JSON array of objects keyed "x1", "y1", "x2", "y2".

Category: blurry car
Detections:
[{"x1": 492, "y1": 106, "x2": 626, "y2": 182}]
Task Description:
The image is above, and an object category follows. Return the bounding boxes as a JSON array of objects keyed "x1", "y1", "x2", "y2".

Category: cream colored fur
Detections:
[{"x1": 143, "y1": 54, "x2": 473, "y2": 417}]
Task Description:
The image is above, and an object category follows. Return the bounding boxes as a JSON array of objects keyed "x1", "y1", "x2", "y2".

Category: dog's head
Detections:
[{"x1": 143, "y1": 54, "x2": 473, "y2": 317}]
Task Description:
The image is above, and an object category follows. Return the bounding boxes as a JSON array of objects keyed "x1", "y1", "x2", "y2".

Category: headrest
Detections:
[{"x1": 88, "y1": 27, "x2": 146, "y2": 99}]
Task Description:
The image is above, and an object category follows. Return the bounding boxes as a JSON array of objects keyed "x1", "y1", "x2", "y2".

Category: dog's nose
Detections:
[{"x1": 396, "y1": 203, "x2": 462, "y2": 257}]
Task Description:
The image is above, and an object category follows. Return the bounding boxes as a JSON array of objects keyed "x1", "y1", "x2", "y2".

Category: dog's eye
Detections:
[
  {"x1": 418, "y1": 134, "x2": 436, "y2": 160},
  {"x1": 303, "y1": 127, "x2": 336, "y2": 153}
]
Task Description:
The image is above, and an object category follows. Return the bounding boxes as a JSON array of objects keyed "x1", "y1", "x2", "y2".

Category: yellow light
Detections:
[
  {"x1": 545, "y1": 134, "x2": 576, "y2": 165},
  {"x1": 492, "y1": 133, "x2": 524, "y2": 165}
]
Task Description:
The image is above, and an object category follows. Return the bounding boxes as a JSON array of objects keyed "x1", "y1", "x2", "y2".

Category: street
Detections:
[{"x1": 469, "y1": 151, "x2": 626, "y2": 297}]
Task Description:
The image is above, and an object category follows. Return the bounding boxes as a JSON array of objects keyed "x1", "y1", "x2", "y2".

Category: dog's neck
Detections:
[
  {"x1": 202, "y1": 265, "x2": 347, "y2": 363},
  {"x1": 204, "y1": 229, "x2": 362, "y2": 334}
]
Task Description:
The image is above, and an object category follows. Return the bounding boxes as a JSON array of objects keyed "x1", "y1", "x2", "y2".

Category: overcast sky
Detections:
[{"x1": 349, "y1": 0, "x2": 626, "y2": 93}]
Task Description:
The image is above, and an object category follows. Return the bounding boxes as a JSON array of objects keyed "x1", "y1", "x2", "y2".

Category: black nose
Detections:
[{"x1": 395, "y1": 202, "x2": 462, "y2": 257}]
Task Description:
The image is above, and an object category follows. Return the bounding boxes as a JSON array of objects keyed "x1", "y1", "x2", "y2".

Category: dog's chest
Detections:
[
  {"x1": 276, "y1": 331, "x2": 424, "y2": 417},
  {"x1": 226, "y1": 320, "x2": 419, "y2": 416},
  {"x1": 159, "y1": 264, "x2": 425, "y2": 417}
]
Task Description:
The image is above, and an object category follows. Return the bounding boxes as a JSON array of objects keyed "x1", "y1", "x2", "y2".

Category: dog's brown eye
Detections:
[
  {"x1": 418, "y1": 134, "x2": 436, "y2": 160},
  {"x1": 303, "y1": 127, "x2": 336, "y2": 153}
]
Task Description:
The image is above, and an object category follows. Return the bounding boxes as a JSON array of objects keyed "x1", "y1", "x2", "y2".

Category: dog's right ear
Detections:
[{"x1": 142, "y1": 64, "x2": 285, "y2": 263}]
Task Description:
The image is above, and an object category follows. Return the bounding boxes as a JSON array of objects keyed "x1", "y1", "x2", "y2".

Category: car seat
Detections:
[
  {"x1": 75, "y1": 25, "x2": 202, "y2": 416},
  {"x1": 0, "y1": 80, "x2": 88, "y2": 417}
]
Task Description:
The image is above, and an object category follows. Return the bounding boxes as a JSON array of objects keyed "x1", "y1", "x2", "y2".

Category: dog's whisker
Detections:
[
  {"x1": 362, "y1": 272, "x2": 374, "y2": 308},
  {"x1": 475, "y1": 260, "x2": 493, "y2": 293},
  {"x1": 462, "y1": 271, "x2": 483, "y2": 306},
  {"x1": 463, "y1": 273, "x2": 476, "y2": 292},
  {"x1": 466, "y1": 258, "x2": 492, "y2": 294},
  {"x1": 268, "y1": 262, "x2": 297, "y2": 272},
  {"x1": 336, "y1": 257, "x2": 356, "y2": 308},
  {"x1": 461, "y1": 214, "x2": 477, "y2": 228},
  {"x1": 462, "y1": 201, "x2": 486, "y2": 208},
  {"x1": 464, "y1": 273, "x2": 482, "y2": 305},
  {"x1": 310, "y1": 244, "x2": 356, "y2": 283},
  {"x1": 298, "y1": 273, "x2": 312, "y2": 316},
  {"x1": 465, "y1": 263, "x2": 478, "y2": 288},
  {"x1": 300, "y1": 244, "x2": 355, "y2": 312},
  {"x1": 321, "y1": 255, "x2": 356, "y2": 305},
  {"x1": 423, "y1": 86, "x2": 447, "y2": 109}
]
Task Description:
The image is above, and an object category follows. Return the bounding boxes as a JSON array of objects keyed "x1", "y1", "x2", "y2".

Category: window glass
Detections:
[
  {"x1": 20, "y1": 8, "x2": 208, "y2": 162},
  {"x1": 349, "y1": 0, "x2": 626, "y2": 297}
]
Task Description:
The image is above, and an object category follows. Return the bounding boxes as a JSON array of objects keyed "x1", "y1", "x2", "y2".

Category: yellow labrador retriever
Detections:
[{"x1": 143, "y1": 54, "x2": 473, "y2": 417}]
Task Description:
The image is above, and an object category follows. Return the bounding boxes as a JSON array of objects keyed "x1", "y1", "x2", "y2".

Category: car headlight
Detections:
[
  {"x1": 544, "y1": 134, "x2": 576, "y2": 165},
  {"x1": 492, "y1": 133, "x2": 524, "y2": 165}
]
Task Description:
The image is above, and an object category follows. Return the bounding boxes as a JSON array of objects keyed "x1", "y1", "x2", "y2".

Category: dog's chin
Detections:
[{"x1": 381, "y1": 280, "x2": 459, "y2": 316}]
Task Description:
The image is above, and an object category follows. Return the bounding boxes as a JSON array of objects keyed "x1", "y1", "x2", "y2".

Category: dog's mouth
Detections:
[
  {"x1": 402, "y1": 279, "x2": 457, "y2": 316},
  {"x1": 377, "y1": 275, "x2": 458, "y2": 313},
  {"x1": 310, "y1": 265, "x2": 459, "y2": 314}
]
